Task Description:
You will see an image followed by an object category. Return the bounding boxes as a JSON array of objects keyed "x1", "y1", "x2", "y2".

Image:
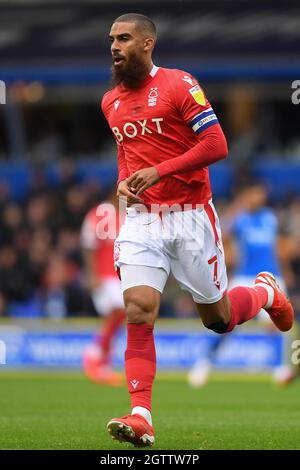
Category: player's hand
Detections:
[
  {"x1": 117, "y1": 179, "x2": 144, "y2": 205},
  {"x1": 126, "y1": 167, "x2": 160, "y2": 195}
]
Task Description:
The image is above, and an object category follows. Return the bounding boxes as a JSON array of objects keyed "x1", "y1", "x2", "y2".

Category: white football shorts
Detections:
[{"x1": 114, "y1": 201, "x2": 228, "y2": 304}]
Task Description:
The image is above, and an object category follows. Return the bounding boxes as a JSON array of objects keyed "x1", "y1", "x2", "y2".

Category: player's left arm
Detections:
[
  {"x1": 154, "y1": 75, "x2": 228, "y2": 179},
  {"x1": 127, "y1": 74, "x2": 228, "y2": 195}
]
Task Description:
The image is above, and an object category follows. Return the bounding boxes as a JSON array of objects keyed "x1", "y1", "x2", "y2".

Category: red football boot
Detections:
[
  {"x1": 107, "y1": 414, "x2": 155, "y2": 447},
  {"x1": 255, "y1": 272, "x2": 294, "y2": 332}
]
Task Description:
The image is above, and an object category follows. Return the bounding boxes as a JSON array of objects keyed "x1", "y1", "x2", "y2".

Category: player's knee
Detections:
[
  {"x1": 125, "y1": 294, "x2": 154, "y2": 324},
  {"x1": 203, "y1": 319, "x2": 229, "y2": 334},
  {"x1": 197, "y1": 295, "x2": 231, "y2": 334}
]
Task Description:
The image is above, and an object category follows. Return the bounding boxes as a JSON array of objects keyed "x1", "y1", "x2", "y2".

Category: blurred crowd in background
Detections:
[
  {"x1": 0, "y1": 0, "x2": 299, "y2": 320},
  {"x1": 0, "y1": 161, "x2": 299, "y2": 320},
  {"x1": 0, "y1": 163, "x2": 98, "y2": 318}
]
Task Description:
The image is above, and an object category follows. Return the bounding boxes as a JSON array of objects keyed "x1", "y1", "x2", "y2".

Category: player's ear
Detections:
[{"x1": 143, "y1": 37, "x2": 155, "y2": 51}]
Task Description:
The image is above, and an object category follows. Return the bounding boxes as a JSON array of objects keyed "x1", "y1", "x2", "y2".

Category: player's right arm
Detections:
[
  {"x1": 101, "y1": 93, "x2": 143, "y2": 206},
  {"x1": 116, "y1": 144, "x2": 128, "y2": 187},
  {"x1": 116, "y1": 145, "x2": 145, "y2": 205}
]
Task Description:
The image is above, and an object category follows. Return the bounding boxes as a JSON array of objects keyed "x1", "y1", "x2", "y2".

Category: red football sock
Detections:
[
  {"x1": 227, "y1": 285, "x2": 268, "y2": 332},
  {"x1": 96, "y1": 309, "x2": 125, "y2": 365},
  {"x1": 125, "y1": 323, "x2": 156, "y2": 412}
]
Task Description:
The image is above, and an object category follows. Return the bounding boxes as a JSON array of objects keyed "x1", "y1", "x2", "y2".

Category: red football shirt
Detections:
[{"x1": 101, "y1": 66, "x2": 222, "y2": 207}]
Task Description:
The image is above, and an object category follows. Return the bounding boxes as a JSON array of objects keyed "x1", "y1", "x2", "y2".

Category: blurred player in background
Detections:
[
  {"x1": 81, "y1": 190, "x2": 125, "y2": 386},
  {"x1": 188, "y1": 181, "x2": 299, "y2": 387},
  {"x1": 102, "y1": 13, "x2": 294, "y2": 447}
]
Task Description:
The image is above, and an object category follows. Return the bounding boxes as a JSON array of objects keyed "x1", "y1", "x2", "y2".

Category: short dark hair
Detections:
[{"x1": 113, "y1": 13, "x2": 157, "y2": 39}]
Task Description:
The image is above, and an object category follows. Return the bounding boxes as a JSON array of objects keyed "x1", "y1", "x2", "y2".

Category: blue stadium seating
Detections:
[{"x1": 0, "y1": 159, "x2": 300, "y2": 202}]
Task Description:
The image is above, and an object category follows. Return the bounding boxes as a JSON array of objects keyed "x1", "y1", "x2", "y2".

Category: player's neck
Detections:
[{"x1": 144, "y1": 60, "x2": 154, "y2": 77}]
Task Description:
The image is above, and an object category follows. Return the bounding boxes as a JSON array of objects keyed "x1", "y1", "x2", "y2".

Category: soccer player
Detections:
[
  {"x1": 188, "y1": 182, "x2": 298, "y2": 387},
  {"x1": 81, "y1": 190, "x2": 125, "y2": 386},
  {"x1": 101, "y1": 13, "x2": 294, "y2": 447}
]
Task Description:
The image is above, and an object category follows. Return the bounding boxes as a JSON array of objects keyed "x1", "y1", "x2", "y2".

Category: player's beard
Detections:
[{"x1": 111, "y1": 51, "x2": 150, "y2": 89}]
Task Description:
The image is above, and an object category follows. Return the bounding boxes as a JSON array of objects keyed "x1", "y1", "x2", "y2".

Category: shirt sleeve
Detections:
[
  {"x1": 155, "y1": 73, "x2": 227, "y2": 178},
  {"x1": 101, "y1": 93, "x2": 129, "y2": 186},
  {"x1": 173, "y1": 72, "x2": 219, "y2": 136},
  {"x1": 117, "y1": 144, "x2": 129, "y2": 186}
]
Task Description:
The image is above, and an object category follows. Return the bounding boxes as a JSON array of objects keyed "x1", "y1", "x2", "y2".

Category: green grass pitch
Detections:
[{"x1": 0, "y1": 371, "x2": 299, "y2": 450}]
